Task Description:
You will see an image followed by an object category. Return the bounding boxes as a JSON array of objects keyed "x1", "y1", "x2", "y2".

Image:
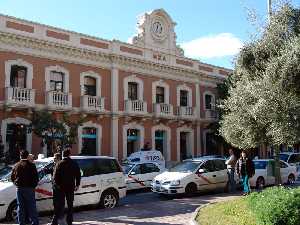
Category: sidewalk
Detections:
[{"x1": 4, "y1": 192, "x2": 241, "y2": 225}]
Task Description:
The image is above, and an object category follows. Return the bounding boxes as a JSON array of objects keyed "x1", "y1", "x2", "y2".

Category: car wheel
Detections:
[
  {"x1": 6, "y1": 200, "x2": 17, "y2": 221},
  {"x1": 256, "y1": 177, "x2": 265, "y2": 190},
  {"x1": 100, "y1": 190, "x2": 119, "y2": 209},
  {"x1": 185, "y1": 183, "x2": 197, "y2": 196},
  {"x1": 287, "y1": 174, "x2": 295, "y2": 185}
]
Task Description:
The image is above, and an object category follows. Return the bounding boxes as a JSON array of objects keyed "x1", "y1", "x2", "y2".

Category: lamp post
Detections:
[{"x1": 268, "y1": 0, "x2": 272, "y2": 22}]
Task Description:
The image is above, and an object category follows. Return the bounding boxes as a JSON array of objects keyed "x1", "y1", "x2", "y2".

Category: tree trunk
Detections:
[{"x1": 274, "y1": 145, "x2": 281, "y2": 185}]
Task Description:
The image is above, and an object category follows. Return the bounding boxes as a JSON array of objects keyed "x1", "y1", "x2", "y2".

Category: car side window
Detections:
[
  {"x1": 200, "y1": 160, "x2": 215, "y2": 173},
  {"x1": 131, "y1": 164, "x2": 142, "y2": 174},
  {"x1": 214, "y1": 160, "x2": 227, "y2": 171},
  {"x1": 76, "y1": 159, "x2": 97, "y2": 177},
  {"x1": 280, "y1": 161, "x2": 288, "y2": 168},
  {"x1": 288, "y1": 154, "x2": 300, "y2": 164},
  {"x1": 142, "y1": 163, "x2": 160, "y2": 174},
  {"x1": 95, "y1": 159, "x2": 122, "y2": 174}
]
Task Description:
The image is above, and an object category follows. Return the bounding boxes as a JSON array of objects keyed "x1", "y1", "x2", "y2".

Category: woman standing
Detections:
[{"x1": 236, "y1": 150, "x2": 255, "y2": 195}]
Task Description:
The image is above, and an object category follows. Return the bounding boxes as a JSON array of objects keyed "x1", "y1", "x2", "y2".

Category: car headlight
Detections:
[{"x1": 170, "y1": 180, "x2": 180, "y2": 186}]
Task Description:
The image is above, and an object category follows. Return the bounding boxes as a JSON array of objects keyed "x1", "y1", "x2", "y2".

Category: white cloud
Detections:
[{"x1": 181, "y1": 33, "x2": 243, "y2": 59}]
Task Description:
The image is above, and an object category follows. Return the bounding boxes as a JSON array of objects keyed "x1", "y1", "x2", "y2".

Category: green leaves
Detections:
[{"x1": 219, "y1": 3, "x2": 300, "y2": 149}]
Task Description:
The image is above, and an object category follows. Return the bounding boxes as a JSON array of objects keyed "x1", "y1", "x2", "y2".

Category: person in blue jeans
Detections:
[
  {"x1": 236, "y1": 150, "x2": 255, "y2": 195},
  {"x1": 11, "y1": 150, "x2": 39, "y2": 225},
  {"x1": 225, "y1": 149, "x2": 237, "y2": 192}
]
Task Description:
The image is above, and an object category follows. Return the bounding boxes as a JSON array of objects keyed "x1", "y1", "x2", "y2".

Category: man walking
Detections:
[
  {"x1": 11, "y1": 150, "x2": 39, "y2": 225},
  {"x1": 52, "y1": 147, "x2": 81, "y2": 225},
  {"x1": 225, "y1": 148, "x2": 237, "y2": 193}
]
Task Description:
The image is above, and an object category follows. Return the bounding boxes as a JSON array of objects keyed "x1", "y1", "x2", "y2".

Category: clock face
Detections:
[
  {"x1": 152, "y1": 21, "x2": 163, "y2": 35},
  {"x1": 151, "y1": 18, "x2": 167, "y2": 41}
]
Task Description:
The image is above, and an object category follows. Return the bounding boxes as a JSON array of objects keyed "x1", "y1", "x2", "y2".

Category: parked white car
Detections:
[
  {"x1": 152, "y1": 157, "x2": 237, "y2": 195},
  {"x1": 250, "y1": 159, "x2": 298, "y2": 189},
  {"x1": 0, "y1": 156, "x2": 126, "y2": 221},
  {"x1": 123, "y1": 162, "x2": 165, "y2": 190},
  {"x1": 279, "y1": 152, "x2": 300, "y2": 177}
]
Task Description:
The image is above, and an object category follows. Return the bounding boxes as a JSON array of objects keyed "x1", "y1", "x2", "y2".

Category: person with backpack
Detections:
[{"x1": 236, "y1": 150, "x2": 255, "y2": 195}]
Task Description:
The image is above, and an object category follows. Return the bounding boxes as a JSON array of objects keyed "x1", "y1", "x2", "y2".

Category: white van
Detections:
[
  {"x1": 0, "y1": 156, "x2": 126, "y2": 221},
  {"x1": 122, "y1": 150, "x2": 166, "y2": 191},
  {"x1": 152, "y1": 157, "x2": 237, "y2": 195}
]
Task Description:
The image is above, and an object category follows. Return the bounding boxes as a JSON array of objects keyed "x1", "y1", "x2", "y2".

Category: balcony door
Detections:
[
  {"x1": 180, "y1": 90, "x2": 188, "y2": 107},
  {"x1": 10, "y1": 65, "x2": 27, "y2": 88},
  {"x1": 50, "y1": 71, "x2": 64, "y2": 92},
  {"x1": 84, "y1": 76, "x2": 96, "y2": 96},
  {"x1": 128, "y1": 82, "x2": 138, "y2": 100},
  {"x1": 156, "y1": 86, "x2": 165, "y2": 104}
]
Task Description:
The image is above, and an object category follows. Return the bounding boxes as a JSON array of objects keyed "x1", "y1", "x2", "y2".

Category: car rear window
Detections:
[
  {"x1": 76, "y1": 158, "x2": 122, "y2": 177},
  {"x1": 254, "y1": 161, "x2": 267, "y2": 169}
]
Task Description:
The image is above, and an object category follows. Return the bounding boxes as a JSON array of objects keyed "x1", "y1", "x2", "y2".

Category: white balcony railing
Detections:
[
  {"x1": 125, "y1": 99, "x2": 147, "y2": 114},
  {"x1": 205, "y1": 109, "x2": 218, "y2": 119},
  {"x1": 81, "y1": 95, "x2": 105, "y2": 112},
  {"x1": 5, "y1": 87, "x2": 35, "y2": 107},
  {"x1": 153, "y1": 103, "x2": 173, "y2": 117},
  {"x1": 177, "y1": 106, "x2": 195, "y2": 119},
  {"x1": 46, "y1": 91, "x2": 72, "y2": 110}
]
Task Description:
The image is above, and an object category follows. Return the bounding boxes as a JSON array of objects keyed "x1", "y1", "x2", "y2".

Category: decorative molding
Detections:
[
  {"x1": 5, "y1": 58, "x2": 33, "y2": 88},
  {"x1": 45, "y1": 65, "x2": 70, "y2": 92},
  {"x1": 1, "y1": 117, "x2": 32, "y2": 154},
  {"x1": 203, "y1": 91, "x2": 215, "y2": 110},
  {"x1": 78, "y1": 121, "x2": 102, "y2": 156},
  {"x1": 124, "y1": 75, "x2": 144, "y2": 101},
  {"x1": 176, "y1": 84, "x2": 192, "y2": 107},
  {"x1": 176, "y1": 126, "x2": 194, "y2": 161},
  {"x1": 122, "y1": 122, "x2": 145, "y2": 159},
  {"x1": 152, "y1": 79, "x2": 170, "y2": 104},
  {"x1": 80, "y1": 71, "x2": 101, "y2": 96},
  {"x1": 151, "y1": 124, "x2": 171, "y2": 161}
]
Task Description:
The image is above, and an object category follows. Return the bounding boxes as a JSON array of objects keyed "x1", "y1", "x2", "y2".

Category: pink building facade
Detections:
[{"x1": 0, "y1": 9, "x2": 231, "y2": 164}]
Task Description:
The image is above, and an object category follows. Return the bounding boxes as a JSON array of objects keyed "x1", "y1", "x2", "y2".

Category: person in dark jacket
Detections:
[
  {"x1": 48, "y1": 153, "x2": 62, "y2": 225},
  {"x1": 51, "y1": 148, "x2": 81, "y2": 225},
  {"x1": 236, "y1": 150, "x2": 255, "y2": 195},
  {"x1": 11, "y1": 150, "x2": 39, "y2": 225}
]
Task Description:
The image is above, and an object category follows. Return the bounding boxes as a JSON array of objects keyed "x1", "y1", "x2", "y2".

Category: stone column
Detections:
[{"x1": 111, "y1": 65, "x2": 119, "y2": 158}]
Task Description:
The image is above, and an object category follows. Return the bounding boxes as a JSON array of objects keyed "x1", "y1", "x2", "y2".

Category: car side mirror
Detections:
[{"x1": 197, "y1": 169, "x2": 205, "y2": 174}]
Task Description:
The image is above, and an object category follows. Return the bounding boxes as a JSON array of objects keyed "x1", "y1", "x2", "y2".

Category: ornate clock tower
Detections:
[{"x1": 131, "y1": 9, "x2": 184, "y2": 57}]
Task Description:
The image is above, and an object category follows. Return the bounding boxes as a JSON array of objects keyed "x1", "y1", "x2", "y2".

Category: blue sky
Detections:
[{"x1": 0, "y1": 0, "x2": 299, "y2": 69}]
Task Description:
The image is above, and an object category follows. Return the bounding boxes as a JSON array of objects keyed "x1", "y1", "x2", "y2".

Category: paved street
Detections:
[
  {"x1": 3, "y1": 181, "x2": 299, "y2": 225},
  {"x1": 3, "y1": 190, "x2": 240, "y2": 225}
]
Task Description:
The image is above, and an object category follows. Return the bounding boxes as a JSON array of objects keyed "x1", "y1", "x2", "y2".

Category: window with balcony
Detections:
[
  {"x1": 10, "y1": 65, "x2": 27, "y2": 88},
  {"x1": 128, "y1": 82, "x2": 138, "y2": 100},
  {"x1": 205, "y1": 94, "x2": 213, "y2": 110},
  {"x1": 83, "y1": 76, "x2": 96, "y2": 96},
  {"x1": 50, "y1": 71, "x2": 64, "y2": 92},
  {"x1": 156, "y1": 86, "x2": 165, "y2": 103},
  {"x1": 180, "y1": 90, "x2": 188, "y2": 107}
]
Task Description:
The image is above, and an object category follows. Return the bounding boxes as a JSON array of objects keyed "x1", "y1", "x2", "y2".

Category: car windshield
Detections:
[
  {"x1": 122, "y1": 163, "x2": 135, "y2": 174},
  {"x1": 0, "y1": 161, "x2": 49, "y2": 181},
  {"x1": 279, "y1": 154, "x2": 289, "y2": 162},
  {"x1": 0, "y1": 166, "x2": 12, "y2": 179},
  {"x1": 254, "y1": 161, "x2": 267, "y2": 169},
  {"x1": 169, "y1": 161, "x2": 201, "y2": 173}
]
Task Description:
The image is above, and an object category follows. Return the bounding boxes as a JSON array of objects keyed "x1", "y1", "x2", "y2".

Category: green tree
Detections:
[
  {"x1": 30, "y1": 111, "x2": 85, "y2": 156},
  {"x1": 219, "y1": 4, "x2": 300, "y2": 184}
]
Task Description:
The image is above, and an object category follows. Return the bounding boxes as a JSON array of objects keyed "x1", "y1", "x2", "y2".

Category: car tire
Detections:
[
  {"x1": 256, "y1": 177, "x2": 265, "y2": 190},
  {"x1": 185, "y1": 183, "x2": 197, "y2": 196},
  {"x1": 100, "y1": 190, "x2": 119, "y2": 209},
  {"x1": 6, "y1": 200, "x2": 17, "y2": 222},
  {"x1": 287, "y1": 174, "x2": 295, "y2": 185}
]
